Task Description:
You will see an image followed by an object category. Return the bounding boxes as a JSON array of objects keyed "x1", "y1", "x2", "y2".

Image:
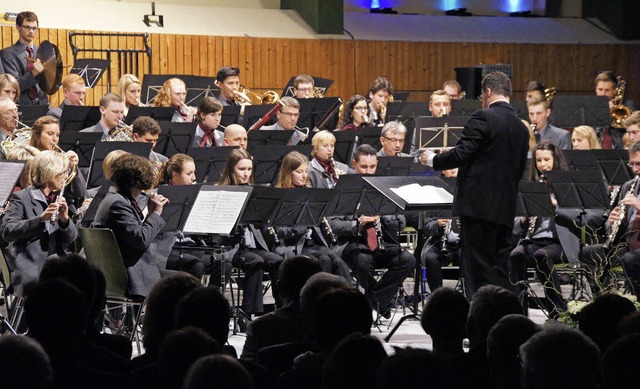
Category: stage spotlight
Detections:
[{"x1": 445, "y1": 8, "x2": 472, "y2": 16}]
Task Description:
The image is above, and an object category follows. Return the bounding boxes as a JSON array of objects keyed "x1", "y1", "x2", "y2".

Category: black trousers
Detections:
[
  {"x1": 421, "y1": 243, "x2": 463, "y2": 292},
  {"x1": 460, "y1": 216, "x2": 516, "y2": 298}
]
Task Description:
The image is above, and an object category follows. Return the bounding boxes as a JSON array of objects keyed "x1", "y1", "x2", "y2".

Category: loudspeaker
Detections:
[{"x1": 282, "y1": 0, "x2": 343, "y2": 34}]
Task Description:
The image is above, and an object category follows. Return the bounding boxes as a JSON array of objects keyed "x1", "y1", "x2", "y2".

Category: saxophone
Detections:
[{"x1": 604, "y1": 175, "x2": 640, "y2": 249}]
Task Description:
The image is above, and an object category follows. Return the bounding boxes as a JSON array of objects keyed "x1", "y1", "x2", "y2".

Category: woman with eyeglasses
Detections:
[
  {"x1": 339, "y1": 95, "x2": 369, "y2": 131},
  {"x1": 1, "y1": 150, "x2": 77, "y2": 295}
]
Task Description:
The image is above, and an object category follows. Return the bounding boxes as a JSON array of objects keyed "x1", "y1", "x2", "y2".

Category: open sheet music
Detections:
[
  {"x1": 183, "y1": 189, "x2": 249, "y2": 235},
  {"x1": 390, "y1": 183, "x2": 453, "y2": 205},
  {"x1": 0, "y1": 161, "x2": 26, "y2": 207}
]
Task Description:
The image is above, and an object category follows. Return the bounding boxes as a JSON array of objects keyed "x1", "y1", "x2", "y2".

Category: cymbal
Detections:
[{"x1": 36, "y1": 40, "x2": 63, "y2": 95}]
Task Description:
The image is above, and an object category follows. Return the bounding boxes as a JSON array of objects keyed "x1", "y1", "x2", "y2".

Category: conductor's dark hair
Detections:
[
  {"x1": 481, "y1": 71, "x2": 512, "y2": 98},
  {"x1": 216, "y1": 66, "x2": 240, "y2": 83},
  {"x1": 110, "y1": 153, "x2": 156, "y2": 191}
]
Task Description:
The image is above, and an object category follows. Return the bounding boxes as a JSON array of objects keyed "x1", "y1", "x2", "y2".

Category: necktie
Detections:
[
  {"x1": 628, "y1": 216, "x2": 640, "y2": 251},
  {"x1": 26, "y1": 47, "x2": 39, "y2": 100},
  {"x1": 199, "y1": 130, "x2": 214, "y2": 147},
  {"x1": 601, "y1": 127, "x2": 613, "y2": 149},
  {"x1": 129, "y1": 197, "x2": 144, "y2": 220},
  {"x1": 365, "y1": 223, "x2": 378, "y2": 252},
  {"x1": 534, "y1": 131, "x2": 541, "y2": 144}
]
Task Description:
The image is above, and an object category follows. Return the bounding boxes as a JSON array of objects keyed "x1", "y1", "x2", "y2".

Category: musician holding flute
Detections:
[{"x1": 1, "y1": 150, "x2": 77, "y2": 295}]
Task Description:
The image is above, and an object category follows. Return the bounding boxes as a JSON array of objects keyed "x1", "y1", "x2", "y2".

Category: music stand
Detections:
[
  {"x1": 60, "y1": 105, "x2": 101, "y2": 132},
  {"x1": 240, "y1": 186, "x2": 285, "y2": 226},
  {"x1": 0, "y1": 161, "x2": 25, "y2": 207},
  {"x1": 221, "y1": 105, "x2": 242, "y2": 127},
  {"x1": 414, "y1": 116, "x2": 468, "y2": 150},
  {"x1": 187, "y1": 146, "x2": 237, "y2": 183},
  {"x1": 391, "y1": 92, "x2": 410, "y2": 102},
  {"x1": 511, "y1": 100, "x2": 530, "y2": 121},
  {"x1": 86, "y1": 142, "x2": 152, "y2": 189},
  {"x1": 79, "y1": 183, "x2": 112, "y2": 228},
  {"x1": 242, "y1": 104, "x2": 279, "y2": 129},
  {"x1": 591, "y1": 149, "x2": 631, "y2": 186},
  {"x1": 18, "y1": 105, "x2": 49, "y2": 126},
  {"x1": 157, "y1": 122, "x2": 195, "y2": 157},
  {"x1": 281, "y1": 75, "x2": 333, "y2": 98},
  {"x1": 327, "y1": 130, "x2": 357, "y2": 164},
  {"x1": 252, "y1": 145, "x2": 313, "y2": 186},
  {"x1": 564, "y1": 150, "x2": 602, "y2": 173},
  {"x1": 298, "y1": 97, "x2": 341, "y2": 130},
  {"x1": 386, "y1": 102, "x2": 427, "y2": 123},
  {"x1": 273, "y1": 188, "x2": 339, "y2": 227},
  {"x1": 156, "y1": 184, "x2": 203, "y2": 235},
  {"x1": 551, "y1": 96, "x2": 610, "y2": 128},
  {"x1": 58, "y1": 132, "x2": 103, "y2": 168},
  {"x1": 124, "y1": 106, "x2": 176, "y2": 125},
  {"x1": 357, "y1": 126, "x2": 383, "y2": 150},
  {"x1": 375, "y1": 157, "x2": 413, "y2": 176},
  {"x1": 333, "y1": 174, "x2": 401, "y2": 217},
  {"x1": 141, "y1": 74, "x2": 218, "y2": 106},
  {"x1": 450, "y1": 100, "x2": 481, "y2": 117},
  {"x1": 247, "y1": 131, "x2": 294, "y2": 150},
  {"x1": 70, "y1": 59, "x2": 109, "y2": 89}
]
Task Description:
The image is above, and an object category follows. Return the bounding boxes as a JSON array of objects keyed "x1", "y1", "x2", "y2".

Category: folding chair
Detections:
[{"x1": 0, "y1": 248, "x2": 22, "y2": 333}]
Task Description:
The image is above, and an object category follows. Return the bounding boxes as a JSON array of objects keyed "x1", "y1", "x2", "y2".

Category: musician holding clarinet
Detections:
[{"x1": 1, "y1": 150, "x2": 77, "y2": 296}]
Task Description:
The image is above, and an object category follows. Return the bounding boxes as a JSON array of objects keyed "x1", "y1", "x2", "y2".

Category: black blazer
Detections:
[
  {"x1": 0, "y1": 41, "x2": 49, "y2": 106},
  {"x1": 433, "y1": 101, "x2": 529, "y2": 227}
]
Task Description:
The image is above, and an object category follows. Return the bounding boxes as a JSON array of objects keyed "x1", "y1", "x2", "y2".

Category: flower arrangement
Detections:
[{"x1": 557, "y1": 293, "x2": 640, "y2": 327}]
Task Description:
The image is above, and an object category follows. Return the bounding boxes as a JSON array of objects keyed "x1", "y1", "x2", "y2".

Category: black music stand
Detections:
[
  {"x1": 79, "y1": 183, "x2": 112, "y2": 228},
  {"x1": 327, "y1": 130, "x2": 357, "y2": 164},
  {"x1": 187, "y1": 146, "x2": 237, "y2": 183},
  {"x1": 86, "y1": 142, "x2": 152, "y2": 189},
  {"x1": 414, "y1": 116, "x2": 468, "y2": 150},
  {"x1": 156, "y1": 184, "x2": 202, "y2": 235},
  {"x1": 252, "y1": 145, "x2": 313, "y2": 186},
  {"x1": 551, "y1": 96, "x2": 610, "y2": 128},
  {"x1": 70, "y1": 59, "x2": 109, "y2": 88},
  {"x1": 333, "y1": 175, "x2": 401, "y2": 217},
  {"x1": 142, "y1": 74, "x2": 218, "y2": 106},
  {"x1": 124, "y1": 106, "x2": 175, "y2": 125},
  {"x1": 514, "y1": 180, "x2": 557, "y2": 316},
  {"x1": 157, "y1": 122, "x2": 195, "y2": 157},
  {"x1": 58, "y1": 132, "x2": 103, "y2": 168},
  {"x1": 273, "y1": 188, "x2": 339, "y2": 228},
  {"x1": 281, "y1": 76, "x2": 333, "y2": 98},
  {"x1": 591, "y1": 149, "x2": 632, "y2": 186},
  {"x1": 391, "y1": 92, "x2": 410, "y2": 102},
  {"x1": 242, "y1": 104, "x2": 279, "y2": 129},
  {"x1": 221, "y1": 105, "x2": 242, "y2": 127},
  {"x1": 375, "y1": 156, "x2": 413, "y2": 176},
  {"x1": 0, "y1": 161, "x2": 25, "y2": 207},
  {"x1": 298, "y1": 97, "x2": 342, "y2": 130},
  {"x1": 511, "y1": 100, "x2": 530, "y2": 121},
  {"x1": 357, "y1": 126, "x2": 382, "y2": 150},
  {"x1": 18, "y1": 105, "x2": 49, "y2": 126},
  {"x1": 386, "y1": 102, "x2": 427, "y2": 123},
  {"x1": 450, "y1": 99, "x2": 481, "y2": 117},
  {"x1": 60, "y1": 106, "x2": 101, "y2": 132},
  {"x1": 564, "y1": 150, "x2": 602, "y2": 173},
  {"x1": 247, "y1": 131, "x2": 294, "y2": 150}
]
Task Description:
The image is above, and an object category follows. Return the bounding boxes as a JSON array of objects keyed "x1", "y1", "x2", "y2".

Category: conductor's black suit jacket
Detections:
[{"x1": 433, "y1": 101, "x2": 529, "y2": 227}]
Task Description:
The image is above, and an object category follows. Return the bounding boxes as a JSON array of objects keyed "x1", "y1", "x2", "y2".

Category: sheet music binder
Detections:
[
  {"x1": 86, "y1": 142, "x2": 152, "y2": 189},
  {"x1": 363, "y1": 176, "x2": 454, "y2": 212},
  {"x1": 187, "y1": 146, "x2": 238, "y2": 183}
]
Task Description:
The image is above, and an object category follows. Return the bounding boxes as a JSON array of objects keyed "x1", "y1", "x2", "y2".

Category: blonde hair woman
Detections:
[
  {"x1": 117, "y1": 74, "x2": 143, "y2": 116},
  {"x1": 571, "y1": 125, "x2": 601, "y2": 150}
]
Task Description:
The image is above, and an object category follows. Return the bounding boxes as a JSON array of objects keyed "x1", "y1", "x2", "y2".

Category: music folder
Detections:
[
  {"x1": 0, "y1": 160, "x2": 26, "y2": 207},
  {"x1": 86, "y1": 142, "x2": 152, "y2": 189},
  {"x1": 363, "y1": 176, "x2": 454, "y2": 213},
  {"x1": 181, "y1": 184, "x2": 252, "y2": 235}
]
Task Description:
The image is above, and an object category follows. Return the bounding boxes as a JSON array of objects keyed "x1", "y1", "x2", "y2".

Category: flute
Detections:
[{"x1": 50, "y1": 183, "x2": 66, "y2": 225}]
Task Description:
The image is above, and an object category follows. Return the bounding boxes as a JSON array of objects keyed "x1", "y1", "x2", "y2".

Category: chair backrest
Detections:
[{"x1": 79, "y1": 227, "x2": 129, "y2": 300}]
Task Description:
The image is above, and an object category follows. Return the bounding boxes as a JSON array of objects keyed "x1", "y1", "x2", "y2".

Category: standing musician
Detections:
[
  {"x1": 338, "y1": 95, "x2": 369, "y2": 131},
  {"x1": 378, "y1": 121, "x2": 411, "y2": 157},
  {"x1": 79, "y1": 93, "x2": 124, "y2": 140},
  {"x1": 582, "y1": 142, "x2": 640, "y2": 298},
  {"x1": 117, "y1": 74, "x2": 143, "y2": 117},
  {"x1": 223, "y1": 124, "x2": 248, "y2": 150},
  {"x1": 1, "y1": 150, "x2": 77, "y2": 295},
  {"x1": 307, "y1": 130, "x2": 350, "y2": 189},
  {"x1": 275, "y1": 151, "x2": 352, "y2": 282},
  {"x1": 293, "y1": 74, "x2": 315, "y2": 99},
  {"x1": 46, "y1": 74, "x2": 86, "y2": 119},
  {"x1": 217, "y1": 149, "x2": 284, "y2": 314},
  {"x1": 0, "y1": 74, "x2": 20, "y2": 103},
  {"x1": 367, "y1": 77, "x2": 393, "y2": 127},
  {"x1": 131, "y1": 116, "x2": 169, "y2": 164},
  {"x1": 328, "y1": 144, "x2": 416, "y2": 318},
  {"x1": 215, "y1": 66, "x2": 241, "y2": 107},
  {"x1": 192, "y1": 96, "x2": 223, "y2": 148},
  {"x1": 0, "y1": 97, "x2": 19, "y2": 157},
  {"x1": 528, "y1": 97, "x2": 571, "y2": 150},
  {"x1": 0, "y1": 11, "x2": 48, "y2": 106},
  {"x1": 443, "y1": 80, "x2": 464, "y2": 101},
  {"x1": 153, "y1": 78, "x2": 196, "y2": 122},
  {"x1": 92, "y1": 153, "x2": 169, "y2": 298}
]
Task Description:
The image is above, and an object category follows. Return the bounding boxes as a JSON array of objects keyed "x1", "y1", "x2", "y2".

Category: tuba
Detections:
[{"x1": 611, "y1": 77, "x2": 631, "y2": 128}]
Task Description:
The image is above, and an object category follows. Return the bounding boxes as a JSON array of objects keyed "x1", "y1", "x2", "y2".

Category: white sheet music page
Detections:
[
  {"x1": 390, "y1": 183, "x2": 453, "y2": 205},
  {"x1": 0, "y1": 161, "x2": 25, "y2": 206},
  {"x1": 183, "y1": 190, "x2": 248, "y2": 234}
]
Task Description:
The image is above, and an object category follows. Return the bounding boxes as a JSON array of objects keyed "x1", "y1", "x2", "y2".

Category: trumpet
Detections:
[{"x1": 135, "y1": 98, "x2": 148, "y2": 107}]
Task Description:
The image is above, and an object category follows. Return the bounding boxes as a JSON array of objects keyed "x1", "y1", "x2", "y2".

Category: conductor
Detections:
[{"x1": 424, "y1": 71, "x2": 529, "y2": 297}]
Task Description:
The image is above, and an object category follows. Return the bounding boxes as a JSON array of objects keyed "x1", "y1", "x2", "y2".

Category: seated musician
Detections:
[
  {"x1": 192, "y1": 96, "x2": 223, "y2": 147},
  {"x1": 46, "y1": 74, "x2": 86, "y2": 119},
  {"x1": 624, "y1": 111, "x2": 640, "y2": 145},
  {"x1": 223, "y1": 124, "x2": 248, "y2": 150},
  {"x1": 367, "y1": 76, "x2": 393, "y2": 127},
  {"x1": 215, "y1": 66, "x2": 241, "y2": 107},
  {"x1": 0, "y1": 74, "x2": 20, "y2": 103},
  {"x1": 79, "y1": 93, "x2": 125, "y2": 140},
  {"x1": 217, "y1": 149, "x2": 284, "y2": 314},
  {"x1": 378, "y1": 121, "x2": 410, "y2": 157},
  {"x1": 528, "y1": 97, "x2": 571, "y2": 150},
  {"x1": 509, "y1": 141, "x2": 571, "y2": 317},
  {"x1": 525, "y1": 81, "x2": 545, "y2": 103},
  {"x1": 92, "y1": 153, "x2": 169, "y2": 298},
  {"x1": 274, "y1": 151, "x2": 351, "y2": 282},
  {"x1": 29, "y1": 115, "x2": 86, "y2": 211},
  {"x1": 1, "y1": 150, "x2": 77, "y2": 295},
  {"x1": 412, "y1": 90, "x2": 451, "y2": 161},
  {"x1": 153, "y1": 77, "x2": 196, "y2": 122},
  {"x1": 421, "y1": 167, "x2": 464, "y2": 293},
  {"x1": 443, "y1": 80, "x2": 464, "y2": 100},
  {"x1": 338, "y1": 95, "x2": 369, "y2": 131},
  {"x1": 293, "y1": 74, "x2": 315, "y2": 99},
  {"x1": 571, "y1": 125, "x2": 601, "y2": 150},
  {"x1": 307, "y1": 130, "x2": 350, "y2": 189},
  {"x1": 116, "y1": 74, "x2": 143, "y2": 117},
  {"x1": 261, "y1": 96, "x2": 307, "y2": 145},
  {"x1": 131, "y1": 115, "x2": 168, "y2": 164},
  {"x1": 0, "y1": 97, "x2": 19, "y2": 158},
  {"x1": 594, "y1": 71, "x2": 635, "y2": 149},
  {"x1": 328, "y1": 144, "x2": 416, "y2": 318},
  {"x1": 582, "y1": 142, "x2": 640, "y2": 297}
]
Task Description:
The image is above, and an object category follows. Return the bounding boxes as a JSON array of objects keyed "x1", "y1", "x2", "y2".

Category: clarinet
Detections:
[
  {"x1": 441, "y1": 219, "x2": 452, "y2": 253},
  {"x1": 605, "y1": 175, "x2": 640, "y2": 250},
  {"x1": 321, "y1": 217, "x2": 337, "y2": 244},
  {"x1": 375, "y1": 218, "x2": 385, "y2": 251},
  {"x1": 328, "y1": 156, "x2": 339, "y2": 181},
  {"x1": 522, "y1": 173, "x2": 546, "y2": 242}
]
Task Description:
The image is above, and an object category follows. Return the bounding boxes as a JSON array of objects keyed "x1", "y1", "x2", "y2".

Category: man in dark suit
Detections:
[
  {"x1": 80, "y1": 93, "x2": 125, "y2": 140},
  {"x1": 424, "y1": 71, "x2": 530, "y2": 296},
  {"x1": 0, "y1": 11, "x2": 49, "y2": 107}
]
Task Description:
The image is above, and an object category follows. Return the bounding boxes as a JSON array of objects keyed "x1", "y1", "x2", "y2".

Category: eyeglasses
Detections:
[
  {"x1": 383, "y1": 136, "x2": 405, "y2": 144},
  {"x1": 296, "y1": 88, "x2": 313, "y2": 93},
  {"x1": 0, "y1": 109, "x2": 19, "y2": 118},
  {"x1": 354, "y1": 106, "x2": 368, "y2": 111},
  {"x1": 280, "y1": 111, "x2": 300, "y2": 118},
  {"x1": 628, "y1": 162, "x2": 640, "y2": 168},
  {"x1": 20, "y1": 25, "x2": 38, "y2": 32}
]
